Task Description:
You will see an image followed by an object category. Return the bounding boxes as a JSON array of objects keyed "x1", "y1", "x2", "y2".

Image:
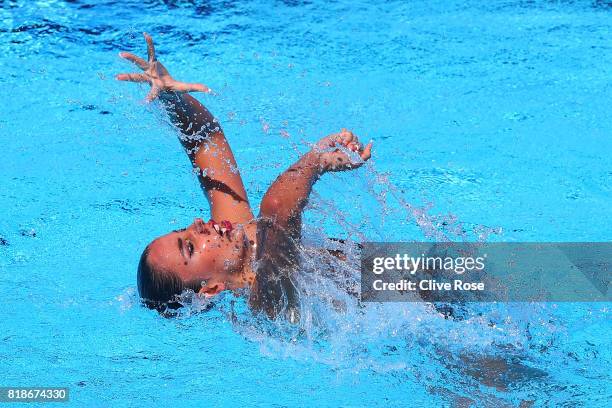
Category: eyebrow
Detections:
[{"x1": 172, "y1": 228, "x2": 187, "y2": 233}]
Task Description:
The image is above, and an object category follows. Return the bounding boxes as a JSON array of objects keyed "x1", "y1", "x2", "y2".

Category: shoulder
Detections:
[{"x1": 255, "y1": 217, "x2": 299, "y2": 266}]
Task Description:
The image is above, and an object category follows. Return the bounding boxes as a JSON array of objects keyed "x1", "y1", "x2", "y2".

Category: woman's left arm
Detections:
[
  {"x1": 248, "y1": 130, "x2": 372, "y2": 320},
  {"x1": 258, "y1": 129, "x2": 372, "y2": 237}
]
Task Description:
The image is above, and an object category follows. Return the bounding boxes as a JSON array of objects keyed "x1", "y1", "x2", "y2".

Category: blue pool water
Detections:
[{"x1": 1, "y1": 0, "x2": 611, "y2": 406}]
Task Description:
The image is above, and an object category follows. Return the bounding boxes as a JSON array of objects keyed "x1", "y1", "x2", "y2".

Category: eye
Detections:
[{"x1": 186, "y1": 239, "x2": 195, "y2": 257}]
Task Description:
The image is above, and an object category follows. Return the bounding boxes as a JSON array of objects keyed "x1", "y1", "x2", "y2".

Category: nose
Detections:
[{"x1": 192, "y1": 218, "x2": 206, "y2": 233}]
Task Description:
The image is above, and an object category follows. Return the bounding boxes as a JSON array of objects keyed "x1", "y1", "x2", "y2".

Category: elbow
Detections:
[{"x1": 260, "y1": 196, "x2": 284, "y2": 219}]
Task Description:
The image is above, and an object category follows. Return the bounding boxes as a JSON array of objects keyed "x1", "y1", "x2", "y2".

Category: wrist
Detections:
[
  {"x1": 157, "y1": 87, "x2": 173, "y2": 97},
  {"x1": 290, "y1": 150, "x2": 324, "y2": 179},
  {"x1": 158, "y1": 90, "x2": 182, "y2": 102},
  {"x1": 158, "y1": 91, "x2": 192, "y2": 115},
  {"x1": 302, "y1": 150, "x2": 325, "y2": 175}
]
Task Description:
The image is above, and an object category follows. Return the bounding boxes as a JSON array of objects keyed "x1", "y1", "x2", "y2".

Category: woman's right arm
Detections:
[{"x1": 116, "y1": 33, "x2": 254, "y2": 224}]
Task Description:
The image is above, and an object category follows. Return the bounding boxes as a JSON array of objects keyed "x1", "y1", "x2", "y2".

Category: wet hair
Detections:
[{"x1": 137, "y1": 246, "x2": 201, "y2": 313}]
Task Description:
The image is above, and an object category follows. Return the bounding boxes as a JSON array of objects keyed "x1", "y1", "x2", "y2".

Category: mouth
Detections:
[{"x1": 206, "y1": 219, "x2": 233, "y2": 238}]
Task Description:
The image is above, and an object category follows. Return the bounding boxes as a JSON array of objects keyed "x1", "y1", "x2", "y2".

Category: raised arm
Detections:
[
  {"x1": 116, "y1": 33, "x2": 253, "y2": 224},
  {"x1": 249, "y1": 129, "x2": 372, "y2": 320},
  {"x1": 259, "y1": 129, "x2": 372, "y2": 236}
]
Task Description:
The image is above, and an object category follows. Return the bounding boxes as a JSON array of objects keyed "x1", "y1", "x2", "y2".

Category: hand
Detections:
[
  {"x1": 116, "y1": 33, "x2": 212, "y2": 101},
  {"x1": 314, "y1": 128, "x2": 373, "y2": 172}
]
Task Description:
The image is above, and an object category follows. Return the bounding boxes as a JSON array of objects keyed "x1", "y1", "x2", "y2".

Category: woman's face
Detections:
[{"x1": 146, "y1": 218, "x2": 252, "y2": 294}]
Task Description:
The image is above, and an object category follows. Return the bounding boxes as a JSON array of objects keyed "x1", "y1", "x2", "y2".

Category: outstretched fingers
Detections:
[
  {"x1": 144, "y1": 32, "x2": 156, "y2": 63},
  {"x1": 119, "y1": 52, "x2": 148, "y2": 70},
  {"x1": 171, "y1": 82, "x2": 212, "y2": 94},
  {"x1": 116, "y1": 73, "x2": 149, "y2": 82}
]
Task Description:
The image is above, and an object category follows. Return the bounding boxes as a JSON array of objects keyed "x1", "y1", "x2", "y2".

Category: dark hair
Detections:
[{"x1": 137, "y1": 246, "x2": 201, "y2": 313}]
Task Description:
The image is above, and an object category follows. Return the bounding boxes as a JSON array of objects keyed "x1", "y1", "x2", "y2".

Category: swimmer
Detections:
[
  {"x1": 116, "y1": 33, "x2": 372, "y2": 320},
  {"x1": 117, "y1": 37, "x2": 543, "y2": 404}
]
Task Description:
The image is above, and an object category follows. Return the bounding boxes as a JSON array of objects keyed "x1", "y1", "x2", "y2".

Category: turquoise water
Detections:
[{"x1": 1, "y1": 0, "x2": 611, "y2": 406}]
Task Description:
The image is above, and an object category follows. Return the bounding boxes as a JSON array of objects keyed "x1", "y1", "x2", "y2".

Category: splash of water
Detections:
[
  {"x1": 186, "y1": 159, "x2": 557, "y2": 403},
  {"x1": 131, "y1": 107, "x2": 595, "y2": 405}
]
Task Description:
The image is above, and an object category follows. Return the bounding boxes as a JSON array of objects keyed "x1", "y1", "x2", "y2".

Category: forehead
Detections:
[
  {"x1": 151, "y1": 230, "x2": 179, "y2": 249},
  {"x1": 147, "y1": 232, "x2": 183, "y2": 269}
]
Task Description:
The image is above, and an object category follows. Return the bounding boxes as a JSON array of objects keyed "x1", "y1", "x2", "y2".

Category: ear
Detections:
[{"x1": 198, "y1": 282, "x2": 226, "y2": 298}]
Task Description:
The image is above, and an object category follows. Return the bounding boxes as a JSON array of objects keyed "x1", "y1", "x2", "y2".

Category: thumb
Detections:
[{"x1": 360, "y1": 141, "x2": 373, "y2": 161}]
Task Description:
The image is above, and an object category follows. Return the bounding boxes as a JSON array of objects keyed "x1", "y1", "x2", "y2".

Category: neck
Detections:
[{"x1": 230, "y1": 222, "x2": 258, "y2": 290}]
